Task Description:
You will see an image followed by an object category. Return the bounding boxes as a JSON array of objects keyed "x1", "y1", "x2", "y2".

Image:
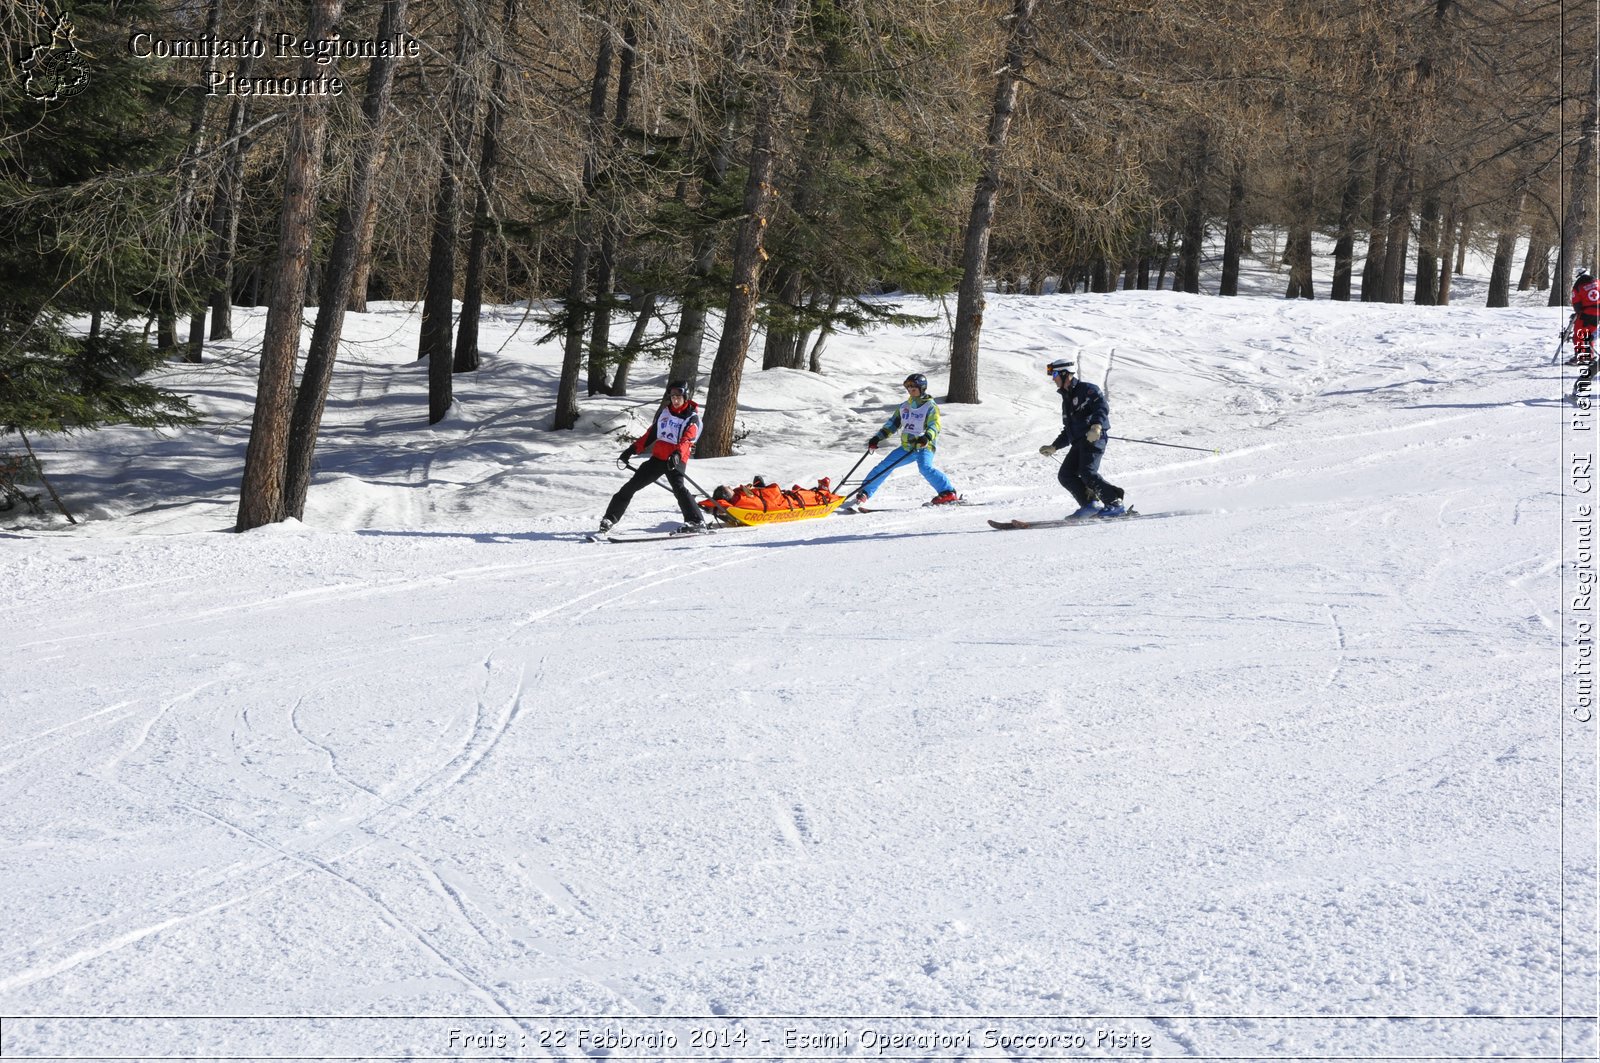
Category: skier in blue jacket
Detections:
[
  {"x1": 1039, "y1": 358, "x2": 1127, "y2": 517},
  {"x1": 850, "y1": 373, "x2": 960, "y2": 507}
]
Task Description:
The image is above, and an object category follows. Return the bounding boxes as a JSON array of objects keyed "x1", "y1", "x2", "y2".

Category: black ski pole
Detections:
[
  {"x1": 680, "y1": 467, "x2": 712, "y2": 500},
  {"x1": 1554, "y1": 314, "x2": 1575, "y2": 366},
  {"x1": 849, "y1": 447, "x2": 919, "y2": 498},
  {"x1": 1106, "y1": 434, "x2": 1220, "y2": 455},
  {"x1": 832, "y1": 447, "x2": 873, "y2": 493},
  {"x1": 624, "y1": 457, "x2": 712, "y2": 501}
]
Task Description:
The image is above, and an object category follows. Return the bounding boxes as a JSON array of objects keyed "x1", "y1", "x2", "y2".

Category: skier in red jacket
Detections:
[
  {"x1": 600, "y1": 381, "x2": 708, "y2": 534},
  {"x1": 1570, "y1": 270, "x2": 1599, "y2": 365}
]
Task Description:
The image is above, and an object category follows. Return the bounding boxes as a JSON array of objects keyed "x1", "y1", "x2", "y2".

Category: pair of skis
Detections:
[
  {"x1": 591, "y1": 502, "x2": 1181, "y2": 541},
  {"x1": 846, "y1": 496, "x2": 978, "y2": 514},
  {"x1": 587, "y1": 524, "x2": 726, "y2": 544},
  {"x1": 987, "y1": 508, "x2": 1141, "y2": 531}
]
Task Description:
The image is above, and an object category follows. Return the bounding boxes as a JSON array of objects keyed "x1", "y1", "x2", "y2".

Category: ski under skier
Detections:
[
  {"x1": 1572, "y1": 270, "x2": 1600, "y2": 365},
  {"x1": 1038, "y1": 358, "x2": 1128, "y2": 518},
  {"x1": 849, "y1": 373, "x2": 960, "y2": 508},
  {"x1": 600, "y1": 380, "x2": 709, "y2": 534}
]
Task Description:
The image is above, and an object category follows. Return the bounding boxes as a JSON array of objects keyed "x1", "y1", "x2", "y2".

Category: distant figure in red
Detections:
[{"x1": 1570, "y1": 270, "x2": 1599, "y2": 364}]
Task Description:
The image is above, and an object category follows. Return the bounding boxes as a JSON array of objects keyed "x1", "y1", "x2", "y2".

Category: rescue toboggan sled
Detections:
[{"x1": 699, "y1": 476, "x2": 848, "y2": 527}]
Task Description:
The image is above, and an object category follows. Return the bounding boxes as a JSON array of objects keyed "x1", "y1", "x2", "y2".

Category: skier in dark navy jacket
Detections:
[{"x1": 1038, "y1": 358, "x2": 1127, "y2": 517}]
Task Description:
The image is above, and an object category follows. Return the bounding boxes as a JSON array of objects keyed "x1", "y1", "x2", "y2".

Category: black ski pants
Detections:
[
  {"x1": 1058, "y1": 443, "x2": 1123, "y2": 508},
  {"x1": 604, "y1": 457, "x2": 704, "y2": 525}
]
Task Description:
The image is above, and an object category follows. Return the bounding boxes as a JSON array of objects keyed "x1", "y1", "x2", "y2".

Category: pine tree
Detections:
[{"x1": 0, "y1": 2, "x2": 200, "y2": 484}]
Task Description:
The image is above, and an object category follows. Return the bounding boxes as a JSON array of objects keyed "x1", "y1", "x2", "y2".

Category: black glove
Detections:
[
  {"x1": 668, "y1": 452, "x2": 685, "y2": 473},
  {"x1": 866, "y1": 435, "x2": 881, "y2": 452},
  {"x1": 619, "y1": 444, "x2": 636, "y2": 462},
  {"x1": 912, "y1": 434, "x2": 931, "y2": 449}
]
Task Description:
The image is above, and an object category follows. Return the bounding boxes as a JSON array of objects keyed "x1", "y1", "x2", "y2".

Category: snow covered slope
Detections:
[{"x1": 2, "y1": 263, "x2": 1594, "y2": 1060}]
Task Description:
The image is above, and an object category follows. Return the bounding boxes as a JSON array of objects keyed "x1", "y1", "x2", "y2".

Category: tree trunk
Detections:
[
  {"x1": 1487, "y1": 230, "x2": 1518, "y2": 307},
  {"x1": 1284, "y1": 222, "x2": 1313, "y2": 299},
  {"x1": 1520, "y1": 219, "x2": 1552, "y2": 290},
  {"x1": 1155, "y1": 226, "x2": 1176, "y2": 290},
  {"x1": 760, "y1": 80, "x2": 831, "y2": 373},
  {"x1": 1361, "y1": 151, "x2": 1391, "y2": 301},
  {"x1": 208, "y1": 3, "x2": 267, "y2": 341},
  {"x1": 1387, "y1": 226, "x2": 1411, "y2": 302},
  {"x1": 236, "y1": 0, "x2": 343, "y2": 533},
  {"x1": 1380, "y1": 153, "x2": 1411, "y2": 303},
  {"x1": 456, "y1": 0, "x2": 516, "y2": 374},
  {"x1": 167, "y1": 0, "x2": 223, "y2": 364},
  {"x1": 948, "y1": 0, "x2": 1037, "y2": 405},
  {"x1": 346, "y1": 169, "x2": 385, "y2": 312},
  {"x1": 1487, "y1": 192, "x2": 1524, "y2": 308},
  {"x1": 607, "y1": 292, "x2": 657, "y2": 396},
  {"x1": 1331, "y1": 141, "x2": 1365, "y2": 301},
  {"x1": 552, "y1": 24, "x2": 614, "y2": 428},
  {"x1": 761, "y1": 269, "x2": 804, "y2": 369},
  {"x1": 1435, "y1": 194, "x2": 1459, "y2": 305},
  {"x1": 283, "y1": 0, "x2": 410, "y2": 520},
  {"x1": 1552, "y1": 54, "x2": 1600, "y2": 306},
  {"x1": 1219, "y1": 154, "x2": 1246, "y2": 297},
  {"x1": 668, "y1": 222, "x2": 719, "y2": 389},
  {"x1": 808, "y1": 293, "x2": 841, "y2": 373},
  {"x1": 1413, "y1": 181, "x2": 1441, "y2": 305},
  {"x1": 1175, "y1": 130, "x2": 1210, "y2": 295},
  {"x1": 698, "y1": 0, "x2": 800, "y2": 457},
  {"x1": 581, "y1": 29, "x2": 616, "y2": 397},
  {"x1": 588, "y1": 18, "x2": 638, "y2": 393},
  {"x1": 667, "y1": 116, "x2": 736, "y2": 390},
  {"x1": 418, "y1": 7, "x2": 480, "y2": 424}
]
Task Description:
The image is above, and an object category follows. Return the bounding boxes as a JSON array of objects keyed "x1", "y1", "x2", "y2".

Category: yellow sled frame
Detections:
[{"x1": 716, "y1": 495, "x2": 849, "y2": 526}]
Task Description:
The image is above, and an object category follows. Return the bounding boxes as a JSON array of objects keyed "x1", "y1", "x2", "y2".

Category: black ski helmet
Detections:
[
  {"x1": 666, "y1": 379, "x2": 691, "y2": 397},
  {"x1": 903, "y1": 373, "x2": 929, "y2": 392},
  {"x1": 1578, "y1": 270, "x2": 1595, "y2": 290}
]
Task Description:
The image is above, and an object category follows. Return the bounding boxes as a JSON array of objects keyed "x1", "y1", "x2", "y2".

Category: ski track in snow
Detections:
[{"x1": 0, "y1": 255, "x2": 1590, "y2": 1060}]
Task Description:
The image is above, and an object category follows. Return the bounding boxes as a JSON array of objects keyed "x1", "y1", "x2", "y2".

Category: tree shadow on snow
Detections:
[
  {"x1": 353, "y1": 528, "x2": 591, "y2": 545},
  {"x1": 722, "y1": 525, "x2": 976, "y2": 550},
  {"x1": 1401, "y1": 397, "x2": 1572, "y2": 411}
]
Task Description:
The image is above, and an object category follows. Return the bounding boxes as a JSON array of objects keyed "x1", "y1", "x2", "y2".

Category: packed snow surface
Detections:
[{"x1": 2, "y1": 252, "x2": 1595, "y2": 1061}]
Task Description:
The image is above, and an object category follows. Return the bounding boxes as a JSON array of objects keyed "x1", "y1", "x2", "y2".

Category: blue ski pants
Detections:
[{"x1": 857, "y1": 446, "x2": 954, "y2": 499}]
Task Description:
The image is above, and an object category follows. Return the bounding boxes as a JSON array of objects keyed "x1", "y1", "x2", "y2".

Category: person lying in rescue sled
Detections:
[
  {"x1": 848, "y1": 373, "x2": 960, "y2": 508},
  {"x1": 600, "y1": 380, "x2": 708, "y2": 534},
  {"x1": 702, "y1": 475, "x2": 841, "y2": 524}
]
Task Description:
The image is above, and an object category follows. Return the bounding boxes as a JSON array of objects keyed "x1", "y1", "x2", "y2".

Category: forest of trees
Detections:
[{"x1": 0, "y1": 0, "x2": 1591, "y2": 529}]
